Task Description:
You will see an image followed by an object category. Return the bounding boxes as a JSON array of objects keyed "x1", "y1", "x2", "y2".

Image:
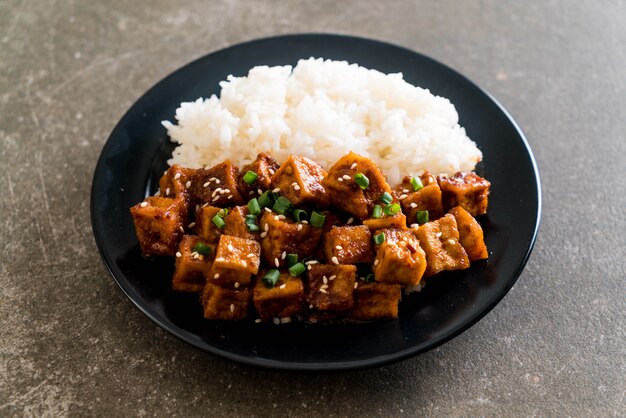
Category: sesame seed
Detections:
[
  {"x1": 374, "y1": 259, "x2": 379, "y2": 266},
  {"x1": 278, "y1": 215, "x2": 286, "y2": 220},
  {"x1": 165, "y1": 187, "x2": 170, "y2": 195},
  {"x1": 227, "y1": 244, "x2": 234, "y2": 251},
  {"x1": 229, "y1": 304, "x2": 235, "y2": 313},
  {"x1": 249, "y1": 191, "x2": 254, "y2": 195},
  {"x1": 234, "y1": 282, "x2": 240, "y2": 288},
  {"x1": 399, "y1": 194, "x2": 408, "y2": 199},
  {"x1": 305, "y1": 260, "x2": 318, "y2": 265},
  {"x1": 309, "y1": 304, "x2": 314, "y2": 309},
  {"x1": 337, "y1": 178, "x2": 344, "y2": 182},
  {"x1": 179, "y1": 226, "x2": 184, "y2": 233},
  {"x1": 223, "y1": 188, "x2": 231, "y2": 194},
  {"x1": 255, "y1": 318, "x2": 262, "y2": 323},
  {"x1": 227, "y1": 195, "x2": 233, "y2": 200},
  {"x1": 354, "y1": 282, "x2": 358, "y2": 289},
  {"x1": 274, "y1": 258, "x2": 280, "y2": 267},
  {"x1": 410, "y1": 203, "x2": 417, "y2": 208},
  {"x1": 436, "y1": 232, "x2": 442, "y2": 238},
  {"x1": 279, "y1": 284, "x2": 286, "y2": 289},
  {"x1": 269, "y1": 168, "x2": 275, "y2": 175},
  {"x1": 260, "y1": 232, "x2": 267, "y2": 238},
  {"x1": 350, "y1": 162, "x2": 357, "y2": 169},
  {"x1": 175, "y1": 252, "x2": 182, "y2": 258},
  {"x1": 140, "y1": 202, "x2": 148, "y2": 207},
  {"x1": 447, "y1": 239, "x2": 455, "y2": 245},
  {"x1": 331, "y1": 256, "x2": 339, "y2": 265},
  {"x1": 347, "y1": 217, "x2": 354, "y2": 224},
  {"x1": 246, "y1": 253, "x2": 255, "y2": 258},
  {"x1": 273, "y1": 317, "x2": 280, "y2": 325},
  {"x1": 307, "y1": 265, "x2": 312, "y2": 270},
  {"x1": 215, "y1": 257, "x2": 225, "y2": 262},
  {"x1": 329, "y1": 275, "x2": 336, "y2": 280},
  {"x1": 174, "y1": 172, "x2": 181, "y2": 180},
  {"x1": 320, "y1": 284, "x2": 328, "y2": 290},
  {"x1": 342, "y1": 174, "x2": 351, "y2": 180},
  {"x1": 264, "y1": 223, "x2": 269, "y2": 232},
  {"x1": 291, "y1": 182, "x2": 297, "y2": 187},
  {"x1": 274, "y1": 215, "x2": 280, "y2": 221},
  {"x1": 214, "y1": 273, "x2": 220, "y2": 279},
  {"x1": 202, "y1": 203, "x2": 208, "y2": 207},
  {"x1": 319, "y1": 288, "x2": 328, "y2": 294},
  {"x1": 301, "y1": 220, "x2": 309, "y2": 224},
  {"x1": 214, "y1": 179, "x2": 220, "y2": 184},
  {"x1": 335, "y1": 245, "x2": 342, "y2": 250},
  {"x1": 293, "y1": 184, "x2": 301, "y2": 191},
  {"x1": 203, "y1": 182, "x2": 210, "y2": 188},
  {"x1": 272, "y1": 187, "x2": 280, "y2": 193},
  {"x1": 280, "y1": 317, "x2": 291, "y2": 324},
  {"x1": 212, "y1": 196, "x2": 220, "y2": 202},
  {"x1": 410, "y1": 223, "x2": 420, "y2": 228},
  {"x1": 323, "y1": 276, "x2": 328, "y2": 284},
  {"x1": 188, "y1": 222, "x2": 196, "y2": 228},
  {"x1": 297, "y1": 224, "x2": 303, "y2": 231},
  {"x1": 281, "y1": 251, "x2": 287, "y2": 260},
  {"x1": 241, "y1": 260, "x2": 247, "y2": 267},
  {"x1": 258, "y1": 189, "x2": 263, "y2": 195},
  {"x1": 403, "y1": 188, "x2": 410, "y2": 193},
  {"x1": 264, "y1": 207, "x2": 272, "y2": 213},
  {"x1": 192, "y1": 253, "x2": 199, "y2": 259},
  {"x1": 185, "y1": 181, "x2": 191, "y2": 188}
]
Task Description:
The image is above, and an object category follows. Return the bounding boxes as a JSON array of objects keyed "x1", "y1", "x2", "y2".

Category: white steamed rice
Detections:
[{"x1": 163, "y1": 58, "x2": 481, "y2": 184}]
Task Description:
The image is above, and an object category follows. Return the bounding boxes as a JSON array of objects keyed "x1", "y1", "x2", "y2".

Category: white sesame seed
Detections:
[
  {"x1": 269, "y1": 168, "x2": 275, "y2": 175},
  {"x1": 227, "y1": 195, "x2": 233, "y2": 200},
  {"x1": 309, "y1": 304, "x2": 314, "y2": 309},
  {"x1": 278, "y1": 215, "x2": 286, "y2": 220},
  {"x1": 447, "y1": 239, "x2": 455, "y2": 245},
  {"x1": 301, "y1": 220, "x2": 308, "y2": 224},
  {"x1": 329, "y1": 275, "x2": 336, "y2": 280},
  {"x1": 374, "y1": 259, "x2": 379, "y2": 266},
  {"x1": 320, "y1": 284, "x2": 328, "y2": 290},
  {"x1": 281, "y1": 251, "x2": 286, "y2": 260},
  {"x1": 354, "y1": 282, "x2": 358, "y2": 289},
  {"x1": 192, "y1": 253, "x2": 199, "y2": 259},
  {"x1": 241, "y1": 260, "x2": 247, "y2": 267},
  {"x1": 342, "y1": 174, "x2": 351, "y2": 180},
  {"x1": 297, "y1": 224, "x2": 303, "y2": 231},
  {"x1": 179, "y1": 226, "x2": 184, "y2": 233},
  {"x1": 399, "y1": 194, "x2": 408, "y2": 199},
  {"x1": 246, "y1": 253, "x2": 255, "y2": 258},
  {"x1": 331, "y1": 256, "x2": 339, "y2": 265},
  {"x1": 165, "y1": 187, "x2": 170, "y2": 195},
  {"x1": 274, "y1": 258, "x2": 280, "y2": 267},
  {"x1": 229, "y1": 304, "x2": 235, "y2": 313},
  {"x1": 335, "y1": 245, "x2": 342, "y2": 250},
  {"x1": 291, "y1": 182, "x2": 298, "y2": 187},
  {"x1": 319, "y1": 288, "x2": 328, "y2": 294},
  {"x1": 227, "y1": 244, "x2": 233, "y2": 252},
  {"x1": 175, "y1": 251, "x2": 182, "y2": 258},
  {"x1": 203, "y1": 182, "x2": 210, "y2": 188},
  {"x1": 185, "y1": 180, "x2": 191, "y2": 188},
  {"x1": 350, "y1": 162, "x2": 357, "y2": 169},
  {"x1": 188, "y1": 222, "x2": 196, "y2": 228},
  {"x1": 214, "y1": 179, "x2": 220, "y2": 184},
  {"x1": 255, "y1": 318, "x2": 262, "y2": 323},
  {"x1": 140, "y1": 202, "x2": 148, "y2": 207},
  {"x1": 264, "y1": 223, "x2": 269, "y2": 232},
  {"x1": 280, "y1": 317, "x2": 291, "y2": 324},
  {"x1": 274, "y1": 215, "x2": 280, "y2": 221},
  {"x1": 305, "y1": 260, "x2": 319, "y2": 265},
  {"x1": 323, "y1": 276, "x2": 328, "y2": 284},
  {"x1": 249, "y1": 191, "x2": 254, "y2": 195},
  {"x1": 215, "y1": 257, "x2": 225, "y2": 262},
  {"x1": 264, "y1": 207, "x2": 272, "y2": 213},
  {"x1": 403, "y1": 188, "x2": 410, "y2": 193},
  {"x1": 272, "y1": 187, "x2": 280, "y2": 193},
  {"x1": 410, "y1": 202, "x2": 417, "y2": 208},
  {"x1": 347, "y1": 217, "x2": 354, "y2": 224},
  {"x1": 307, "y1": 265, "x2": 312, "y2": 270},
  {"x1": 234, "y1": 282, "x2": 240, "y2": 288},
  {"x1": 174, "y1": 172, "x2": 181, "y2": 180},
  {"x1": 410, "y1": 223, "x2": 420, "y2": 228},
  {"x1": 436, "y1": 232, "x2": 442, "y2": 238},
  {"x1": 273, "y1": 317, "x2": 280, "y2": 325},
  {"x1": 294, "y1": 185, "x2": 301, "y2": 191},
  {"x1": 279, "y1": 284, "x2": 286, "y2": 289},
  {"x1": 260, "y1": 232, "x2": 267, "y2": 238},
  {"x1": 258, "y1": 189, "x2": 263, "y2": 195},
  {"x1": 214, "y1": 273, "x2": 220, "y2": 279},
  {"x1": 223, "y1": 188, "x2": 231, "y2": 194},
  {"x1": 337, "y1": 178, "x2": 343, "y2": 182},
  {"x1": 212, "y1": 196, "x2": 220, "y2": 202}
]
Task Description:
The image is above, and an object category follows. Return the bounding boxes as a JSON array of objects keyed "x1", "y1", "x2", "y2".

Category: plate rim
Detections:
[{"x1": 90, "y1": 33, "x2": 542, "y2": 371}]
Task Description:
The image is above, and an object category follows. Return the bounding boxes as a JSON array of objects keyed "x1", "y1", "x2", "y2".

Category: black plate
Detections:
[{"x1": 91, "y1": 34, "x2": 541, "y2": 371}]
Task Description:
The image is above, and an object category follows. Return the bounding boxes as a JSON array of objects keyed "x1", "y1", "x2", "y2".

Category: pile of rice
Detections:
[{"x1": 163, "y1": 58, "x2": 481, "y2": 184}]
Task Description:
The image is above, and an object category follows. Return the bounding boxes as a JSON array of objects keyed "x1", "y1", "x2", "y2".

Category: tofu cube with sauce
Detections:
[
  {"x1": 322, "y1": 152, "x2": 393, "y2": 220},
  {"x1": 190, "y1": 161, "x2": 244, "y2": 207},
  {"x1": 253, "y1": 272, "x2": 305, "y2": 321},
  {"x1": 238, "y1": 152, "x2": 279, "y2": 197},
  {"x1": 306, "y1": 264, "x2": 356, "y2": 312},
  {"x1": 322, "y1": 225, "x2": 374, "y2": 264},
  {"x1": 438, "y1": 172, "x2": 490, "y2": 216},
  {"x1": 194, "y1": 205, "x2": 223, "y2": 243},
  {"x1": 159, "y1": 164, "x2": 198, "y2": 202},
  {"x1": 259, "y1": 212, "x2": 324, "y2": 268},
  {"x1": 363, "y1": 212, "x2": 407, "y2": 231},
  {"x1": 201, "y1": 283, "x2": 250, "y2": 320},
  {"x1": 130, "y1": 196, "x2": 187, "y2": 256},
  {"x1": 352, "y1": 282, "x2": 401, "y2": 320},
  {"x1": 172, "y1": 235, "x2": 214, "y2": 292},
  {"x1": 223, "y1": 206, "x2": 258, "y2": 241},
  {"x1": 413, "y1": 214, "x2": 470, "y2": 276},
  {"x1": 270, "y1": 155, "x2": 329, "y2": 206},
  {"x1": 207, "y1": 235, "x2": 261, "y2": 287},
  {"x1": 448, "y1": 206, "x2": 488, "y2": 261},
  {"x1": 372, "y1": 228, "x2": 426, "y2": 286},
  {"x1": 395, "y1": 172, "x2": 444, "y2": 224}
]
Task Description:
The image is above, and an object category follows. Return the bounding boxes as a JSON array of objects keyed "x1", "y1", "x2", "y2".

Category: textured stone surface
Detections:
[{"x1": 1, "y1": 0, "x2": 625, "y2": 416}]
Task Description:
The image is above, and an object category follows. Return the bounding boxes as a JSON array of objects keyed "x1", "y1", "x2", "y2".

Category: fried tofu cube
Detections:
[
  {"x1": 270, "y1": 155, "x2": 329, "y2": 206},
  {"x1": 223, "y1": 206, "x2": 258, "y2": 241},
  {"x1": 207, "y1": 235, "x2": 261, "y2": 287},
  {"x1": 395, "y1": 172, "x2": 444, "y2": 223},
  {"x1": 253, "y1": 272, "x2": 305, "y2": 321},
  {"x1": 194, "y1": 205, "x2": 223, "y2": 243},
  {"x1": 159, "y1": 164, "x2": 198, "y2": 202},
  {"x1": 190, "y1": 161, "x2": 244, "y2": 207},
  {"x1": 130, "y1": 196, "x2": 186, "y2": 256},
  {"x1": 323, "y1": 225, "x2": 374, "y2": 264},
  {"x1": 172, "y1": 235, "x2": 214, "y2": 292},
  {"x1": 239, "y1": 152, "x2": 279, "y2": 197},
  {"x1": 448, "y1": 206, "x2": 488, "y2": 261},
  {"x1": 413, "y1": 214, "x2": 470, "y2": 276},
  {"x1": 438, "y1": 172, "x2": 490, "y2": 216},
  {"x1": 259, "y1": 212, "x2": 324, "y2": 268},
  {"x1": 201, "y1": 283, "x2": 250, "y2": 320},
  {"x1": 363, "y1": 212, "x2": 407, "y2": 231},
  {"x1": 322, "y1": 152, "x2": 393, "y2": 220},
  {"x1": 352, "y1": 282, "x2": 401, "y2": 320},
  {"x1": 306, "y1": 264, "x2": 356, "y2": 312},
  {"x1": 372, "y1": 228, "x2": 426, "y2": 286}
]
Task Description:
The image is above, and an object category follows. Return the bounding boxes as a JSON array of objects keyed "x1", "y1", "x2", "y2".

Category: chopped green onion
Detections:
[
  {"x1": 380, "y1": 192, "x2": 393, "y2": 204},
  {"x1": 245, "y1": 214, "x2": 259, "y2": 232},
  {"x1": 416, "y1": 210, "x2": 429, "y2": 224},
  {"x1": 383, "y1": 203, "x2": 401, "y2": 216},
  {"x1": 192, "y1": 242, "x2": 211, "y2": 256},
  {"x1": 310, "y1": 211, "x2": 326, "y2": 228},
  {"x1": 262, "y1": 269, "x2": 280, "y2": 288},
  {"x1": 373, "y1": 232, "x2": 386, "y2": 245},
  {"x1": 288, "y1": 262, "x2": 306, "y2": 277},
  {"x1": 243, "y1": 171, "x2": 258, "y2": 185},
  {"x1": 258, "y1": 191, "x2": 275, "y2": 208},
  {"x1": 354, "y1": 173, "x2": 370, "y2": 189},
  {"x1": 212, "y1": 214, "x2": 226, "y2": 229},
  {"x1": 363, "y1": 273, "x2": 375, "y2": 283},
  {"x1": 217, "y1": 208, "x2": 229, "y2": 218},
  {"x1": 410, "y1": 177, "x2": 424, "y2": 191},
  {"x1": 286, "y1": 253, "x2": 299, "y2": 267},
  {"x1": 371, "y1": 204, "x2": 382, "y2": 219},
  {"x1": 272, "y1": 196, "x2": 292, "y2": 214},
  {"x1": 292, "y1": 209, "x2": 308, "y2": 222},
  {"x1": 247, "y1": 198, "x2": 261, "y2": 216}
]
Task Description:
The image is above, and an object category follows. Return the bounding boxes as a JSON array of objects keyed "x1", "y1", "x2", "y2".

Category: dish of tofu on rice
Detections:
[{"x1": 130, "y1": 151, "x2": 490, "y2": 324}]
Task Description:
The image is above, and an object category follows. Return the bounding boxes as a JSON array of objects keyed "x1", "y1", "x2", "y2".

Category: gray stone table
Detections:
[{"x1": 1, "y1": 1, "x2": 624, "y2": 416}]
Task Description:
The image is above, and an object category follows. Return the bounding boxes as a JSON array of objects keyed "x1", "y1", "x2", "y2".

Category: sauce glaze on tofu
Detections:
[{"x1": 130, "y1": 152, "x2": 490, "y2": 324}]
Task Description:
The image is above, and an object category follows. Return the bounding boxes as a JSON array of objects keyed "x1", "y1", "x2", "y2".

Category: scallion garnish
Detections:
[
  {"x1": 373, "y1": 232, "x2": 385, "y2": 245},
  {"x1": 380, "y1": 192, "x2": 393, "y2": 204},
  {"x1": 286, "y1": 253, "x2": 298, "y2": 267},
  {"x1": 354, "y1": 173, "x2": 370, "y2": 189},
  {"x1": 272, "y1": 196, "x2": 292, "y2": 214},
  {"x1": 192, "y1": 242, "x2": 211, "y2": 256},
  {"x1": 416, "y1": 210, "x2": 429, "y2": 224},
  {"x1": 247, "y1": 198, "x2": 261, "y2": 216},
  {"x1": 310, "y1": 211, "x2": 326, "y2": 228},
  {"x1": 217, "y1": 208, "x2": 229, "y2": 218},
  {"x1": 410, "y1": 177, "x2": 424, "y2": 191},
  {"x1": 288, "y1": 262, "x2": 306, "y2": 277},
  {"x1": 245, "y1": 214, "x2": 259, "y2": 232},
  {"x1": 383, "y1": 203, "x2": 401, "y2": 216},
  {"x1": 243, "y1": 171, "x2": 258, "y2": 185},
  {"x1": 258, "y1": 190, "x2": 275, "y2": 208},
  {"x1": 212, "y1": 214, "x2": 226, "y2": 229},
  {"x1": 372, "y1": 204, "x2": 382, "y2": 219},
  {"x1": 262, "y1": 269, "x2": 280, "y2": 288},
  {"x1": 292, "y1": 209, "x2": 308, "y2": 222}
]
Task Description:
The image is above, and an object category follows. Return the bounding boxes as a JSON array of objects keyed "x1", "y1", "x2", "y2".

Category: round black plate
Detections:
[{"x1": 91, "y1": 34, "x2": 541, "y2": 371}]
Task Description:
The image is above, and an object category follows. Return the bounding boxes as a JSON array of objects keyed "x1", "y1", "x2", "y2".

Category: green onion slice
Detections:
[
  {"x1": 416, "y1": 210, "x2": 429, "y2": 225},
  {"x1": 212, "y1": 214, "x2": 226, "y2": 229},
  {"x1": 272, "y1": 196, "x2": 292, "y2": 214},
  {"x1": 243, "y1": 171, "x2": 258, "y2": 185},
  {"x1": 354, "y1": 173, "x2": 370, "y2": 189},
  {"x1": 292, "y1": 209, "x2": 308, "y2": 222},
  {"x1": 380, "y1": 192, "x2": 393, "y2": 204},
  {"x1": 310, "y1": 211, "x2": 326, "y2": 228},
  {"x1": 288, "y1": 262, "x2": 306, "y2": 277},
  {"x1": 245, "y1": 214, "x2": 259, "y2": 232},
  {"x1": 258, "y1": 191, "x2": 275, "y2": 208},
  {"x1": 373, "y1": 232, "x2": 386, "y2": 245},
  {"x1": 286, "y1": 253, "x2": 299, "y2": 267},
  {"x1": 247, "y1": 198, "x2": 261, "y2": 216},
  {"x1": 262, "y1": 269, "x2": 280, "y2": 288},
  {"x1": 383, "y1": 203, "x2": 401, "y2": 216},
  {"x1": 217, "y1": 208, "x2": 229, "y2": 218},
  {"x1": 192, "y1": 242, "x2": 211, "y2": 256},
  {"x1": 410, "y1": 177, "x2": 424, "y2": 191},
  {"x1": 371, "y1": 205, "x2": 382, "y2": 219}
]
